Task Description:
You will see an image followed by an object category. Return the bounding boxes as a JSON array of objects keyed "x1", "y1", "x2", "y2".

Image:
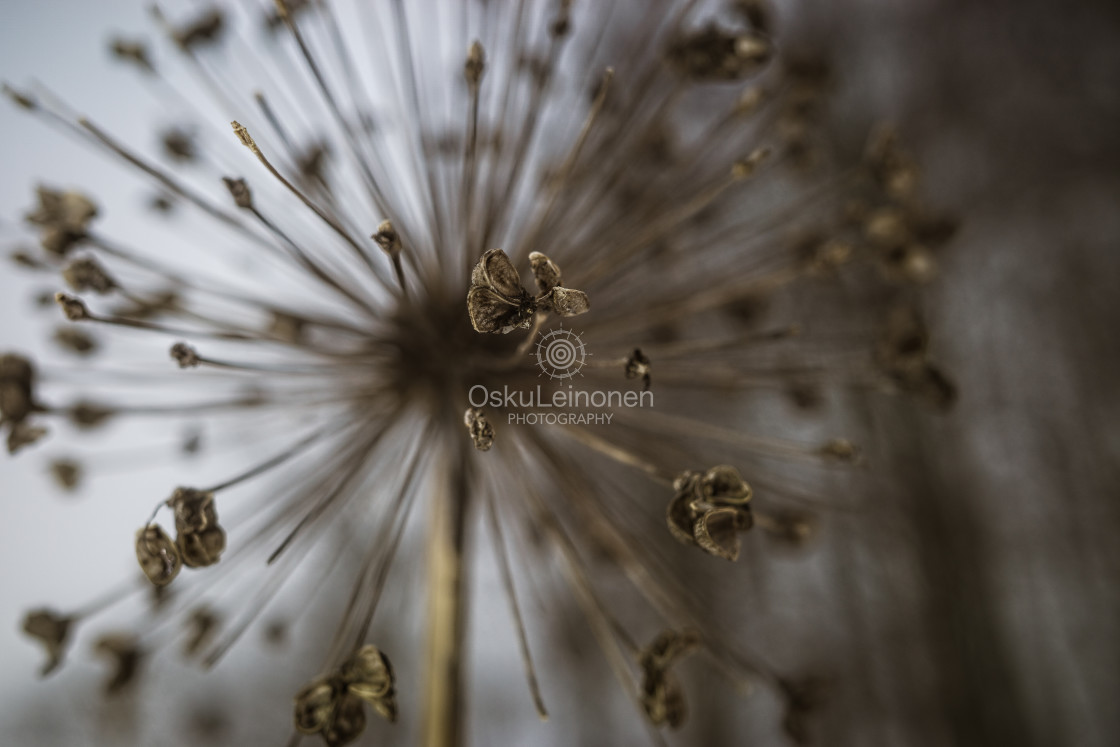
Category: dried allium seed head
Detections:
[
  {"x1": 171, "y1": 342, "x2": 201, "y2": 369},
  {"x1": 638, "y1": 629, "x2": 699, "y2": 729},
  {"x1": 135, "y1": 524, "x2": 183, "y2": 587},
  {"x1": 22, "y1": 609, "x2": 72, "y2": 676},
  {"x1": 54, "y1": 293, "x2": 91, "y2": 322},
  {"x1": 94, "y1": 633, "x2": 142, "y2": 694},
  {"x1": 667, "y1": 466, "x2": 754, "y2": 561},
  {"x1": 62, "y1": 256, "x2": 116, "y2": 294},
  {"x1": 464, "y1": 407, "x2": 495, "y2": 452},
  {"x1": 168, "y1": 487, "x2": 226, "y2": 568},
  {"x1": 222, "y1": 177, "x2": 253, "y2": 209}
]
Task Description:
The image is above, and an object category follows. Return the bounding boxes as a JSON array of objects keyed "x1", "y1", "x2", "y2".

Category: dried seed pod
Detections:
[
  {"x1": 340, "y1": 645, "x2": 397, "y2": 722},
  {"x1": 543, "y1": 286, "x2": 591, "y2": 318},
  {"x1": 667, "y1": 24, "x2": 771, "y2": 82},
  {"x1": 22, "y1": 609, "x2": 73, "y2": 675},
  {"x1": 638, "y1": 629, "x2": 699, "y2": 729},
  {"x1": 161, "y1": 128, "x2": 197, "y2": 163},
  {"x1": 168, "y1": 487, "x2": 226, "y2": 568},
  {"x1": 7, "y1": 422, "x2": 48, "y2": 454},
  {"x1": 49, "y1": 458, "x2": 83, "y2": 491},
  {"x1": 171, "y1": 342, "x2": 201, "y2": 369},
  {"x1": 372, "y1": 220, "x2": 402, "y2": 256},
  {"x1": 63, "y1": 256, "x2": 116, "y2": 294},
  {"x1": 54, "y1": 293, "x2": 91, "y2": 321},
  {"x1": 222, "y1": 177, "x2": 253, "y2": 209},
  {"x1": 69, "y1": 400, "x2": 115, "y2": 430},
  {"x1": 529, "y1": 251, "x2": 562, "y2": 293},
  {"x1": 666, "y1": 466, "x2": 753, "y2": 561},
  {"x1": 464, "y1": 407, "x2": 495, "y2": 452},
  {"x1": 170, "y1": 9, "x2": 225, "y2": 52},
  {"x1": 53, "y1": 327, "x2": 98, "y2": 356},
  {"x1": 464, "y1": 41, "x2": 486, "y2": 87},
  {"x1": 0, "y1": 353, "x2": 37, "y2": 426},
  {"x1": 24, "y1": 187, "x2": 98, "y2": 256},
  {"x1": 184, "y1": 606, "x2": 220, "y2": 657},
  {"x1": 94, "y1": 633, "x2": 142, "y2": 694},
  {"x1": 467, "y1": 249, "x2": 536, "y2": 334},
  {"x1": 135, "y1": 524, "x2": 182, "y2": 587},
  {"x1": 625, "y1": 348, "x2": 652, "y2": 391},
  {"x1": 109, "y1": 37, "x2": 154, "y2": 73}
]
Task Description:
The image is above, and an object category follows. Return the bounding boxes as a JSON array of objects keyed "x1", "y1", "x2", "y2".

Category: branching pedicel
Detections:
[{"x1": 2, "y1": 1, "x2": 957, "y2": 745}]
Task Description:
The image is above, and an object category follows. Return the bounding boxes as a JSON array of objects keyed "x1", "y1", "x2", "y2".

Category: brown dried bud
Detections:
[
  {"x1": 638, "y1": 629, "x2": 699, "y2": 729},
  {"x1": 467, "y1": 249, "x2": 536, "y2": 334},
  {"x1": 528, "y1": 251, "x2": 562, "y2": 293},
  {"x1": 171, "y1": 342, "x2": 201, "y2": 369},
  {"x1": 184, "y1": 607, "x2": 220, "y2": 657},
  {"x1": 171, "y1": 9, "x2": 225, "y2": 51},
  {"x1": 294, "y1": 677, "x2": 337, "y2": 735},
  {"x1": 53, "y1": 327, "x2": 98, "y2": 356},
  {"x1": 50, "y1": 458, "x2": 83, "y2": 491},
  {"x1": 109, "y1": 37, "x2": 154, "y2": 73},
  {"x1": 223, "y1": 177, "x2": 253, "y2": 209},
  {"x1": 667, "y1": 466, "x2": 753, "y2": 561},
  {"x1": 25, "y1": 187, "x2": 98, "y2": 256},
  {"x1": 55, "y1": 293, "x2": 91, "y2": 321},
  {"x1": 0, "y1": 353, "x2": 37, "y2": 426},
  {"x1": 168, "y1": 488, "x2": 226, "y2": 568},
  {"x1": 464, "y1": 407, "x2": 495, "y2": 452},
  {"x1": 136, "y1": 524, "x2": 182, "y2": 587},
  {"x1": 625, "y1": 348, "x2": 652, "y2": 391},
  {"x1": 465, "y1": 41, "x2": 486, "y2": 87},
  {"x1": 69, "y1": 400, "x2": 115, "y2": 430},
  {"x1": 668, "y1": 24, "x2": 771, "y2": 82},
  {"x1": 94, "y1": 633, "x2": 142, "y2": 694},
  {"x1": 22, "y1": 609, "x2": 73, "y2": 676},
  {"x1": 372, "y1": 220, "x2": 402, "y2": 256},
  {"x1": 543, "y1": 287, "x2": 590, "y2": 317},
  {"x1": 161, "y1": 128, "x2": 196, "y2": 163},
  {"x1": 63, "y1": 256, "x2": 116, "y2": 294},
  {"x1": 293, "y1": 645, "x2": 396, "y2": 745},
  {"x1": 7, "y1": 422, "x2": 48, "y2": 454}
]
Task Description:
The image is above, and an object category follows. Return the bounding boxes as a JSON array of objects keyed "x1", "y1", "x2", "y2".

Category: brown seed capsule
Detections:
[
  {"x1": 161, "y1": 128, "x2": 196, "y2": 163},
  {"x1": 625, "y1": 348, "x2": 652, "y2": 391},
  {"x1": 171, "y1": 342, "x2": 201, "y2": 369},
  {"x1": 171, "y1": 9, "x2": 225, "y2": 51},
  {"x1": 667, "y1": 24, "x2": 772, "y2": 82},
  {"x1": 467, "y1": 249, "x2": 536, "y2": 334},
  {"x1": 638, "y1": 629, "x2": 699, "y2": 729},
  {"x1": 666, "y1": 466, "x2": 753, "y2": 561},
  {"x1": 168, "y1": 488, "x2": 226, "y2": 568},
  {"x1": 464, "y1": 41, "x2": 486, "y2": 87},
  {"x1": 528, "y1": 251, "x2": 562, "y2": 293},
  {"x1": 69, "y1": 400, "x2": 115, "y2": 430},
  {"x1": 543, "y1": 286, "x2": 590, "y2": 318},
  {"x1": 372, "y1": 220, "x2": 402, "y2": 256},
  {"x1": 22, "y1": 609, "x2": 73, "y2": 676},
  {"x1": 7, "y1": 422, "x2": 48, "y2": 454},
  {"x1": 222, "y1": 177, "x2": 253, "y2": 209},
  {"x1": 184, "y1": 607, "x2": 220, "y2": 657},
  {"x1": 53, "y1": 327, "x2": 98, "y2": 356},
  {"x1": 340, "y1": 645, "x2": 398, "y2": 723},
  {"x1": 294, "y1": 677, "x2": 338, "y2": 735},
  {"x1": 464, "y1": 407, "x2": 495, "y2": 452},
  {"x1": 109, "y1": 37, "x2": 154, "y2": 73},
  {"x1": 63, "y1": 256, "x2": 116, "y2": 294},
  {"x1": 49, "y1": 458, "x2": 83, "y2": 491},
  {"x1": 135, "y1": 524, "x2": 182, "y2": 587},
  {"x1": 0, "y1": 353, "x2": 37, "y2": 426},
  {"x1": 25, "y1": 187, "x2": 98, "y2": 256},
  {"x1": 54, "y1": 293, "x2": 91, "y2": 321},
  {"x1": 94, "y1": 633, "x2": 142, "y2": 694}
]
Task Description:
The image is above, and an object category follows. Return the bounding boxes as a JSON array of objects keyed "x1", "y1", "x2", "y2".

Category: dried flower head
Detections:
[{"x1": 4, "y1": 0, "x2": 957, "y2": 744}]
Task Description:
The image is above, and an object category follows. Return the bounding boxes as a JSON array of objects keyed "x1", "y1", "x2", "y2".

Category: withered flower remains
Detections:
[{"x1": 3, "y1": 0, "x2": 956, "y2": 744}]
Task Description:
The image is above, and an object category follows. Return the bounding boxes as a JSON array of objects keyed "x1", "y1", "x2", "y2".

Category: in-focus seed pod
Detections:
[{"x1": 135, "y1": 524, "x2": 182, "y2": 587}]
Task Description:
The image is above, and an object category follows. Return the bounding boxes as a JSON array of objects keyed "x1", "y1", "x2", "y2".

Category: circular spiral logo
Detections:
[{"x1": 535, "y1": 327, "x2": 588, "y2": 379}]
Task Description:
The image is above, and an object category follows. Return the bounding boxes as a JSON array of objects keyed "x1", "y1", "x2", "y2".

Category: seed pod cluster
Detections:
[
  {"x1": 294, "y1": 645, "x2": 397, "y2": 746},
  {"x1": 667, "y1": 465, "x2": 754, "y2": 561}
]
